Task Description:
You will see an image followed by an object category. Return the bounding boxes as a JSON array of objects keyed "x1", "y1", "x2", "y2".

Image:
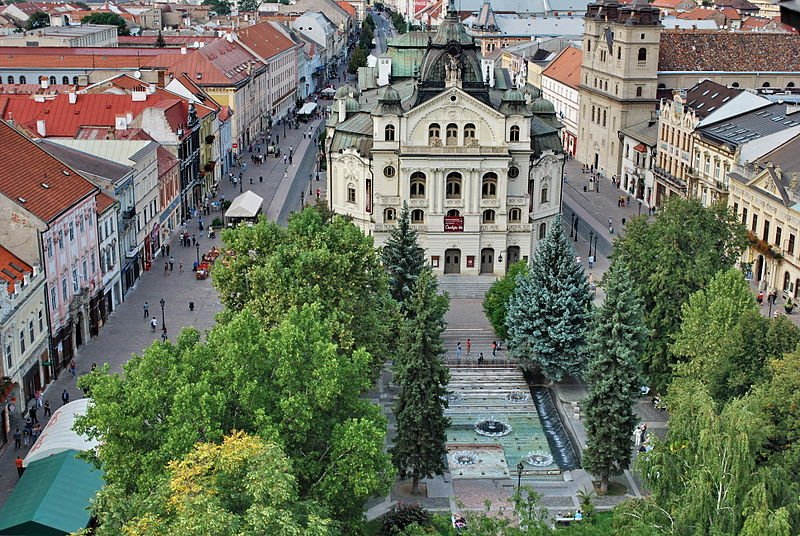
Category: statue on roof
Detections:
[{"x1": 445, "y1": 53, "x2": 462, "y2": 84}]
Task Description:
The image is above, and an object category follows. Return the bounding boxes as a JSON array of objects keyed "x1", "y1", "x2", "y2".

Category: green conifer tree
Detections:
[
  {"x1": 505, "y1": 215, "x2": 592, "y2": 381},
  {"x1": 381, "y1": 202, "x2": 426, "y2": 307},
  {"x1": 390, "y1": 269, "x2": 450, "y2": 495},
  {"x1": 583, "y1": 258, "x2": 647, "y2": 494},
  {"x1": 155, "y1": 31, "x2": 166, "y2": 48}
]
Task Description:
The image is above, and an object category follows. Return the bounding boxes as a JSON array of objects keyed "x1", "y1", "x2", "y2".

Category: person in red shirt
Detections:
[{"x1": 15, "y1": 457, "x2": 24, "y2": 478}]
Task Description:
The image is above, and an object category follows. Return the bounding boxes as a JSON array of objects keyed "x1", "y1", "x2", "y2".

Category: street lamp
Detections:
[
  {"x1": 516, "y1": 461, "x2": 524, "y2": 490},
  {"x1": 195, "y1": 242, "x2": 200, "y2": 265},
  {"x1": 309, "y1": 173, "x2": 313, "y2": 196},
  {"x1": 159, "y1": 298, "x2": 166, "y2": 336},
  {"x1": 573, "y1": 216, "x2": 579, "y2": 242},
  {"x1": 592, "y1": 234, "x2": 598, "y2": 258},
  {"x1": 239, "y1": 177, "x2": 243, "y2": 193},
  {"x1": 638, "y1": 200, "x2": 643, "y2": 216},
  {"x1": 569, "y1": 212, "x2": 574, "y2": 238},
  {"x1": 588, "y1": 230, "x2": 594, "y2": 256}
]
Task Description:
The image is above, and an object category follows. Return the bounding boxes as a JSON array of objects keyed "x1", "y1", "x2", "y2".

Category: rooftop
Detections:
[
  {"x1": 541, "y1": 46, "x2": 582, "y2": 89},
  {"x1": 682, "y1": 79, "x2": 742, "y2": 119},
  {"x1": 698, "y1": 102, "x2": 800, "y2": 147},
  {"x1": 658, "y1": 30, "x2": 800, "y2": 72},
  {"x1": 236, "y1": 21, "x2": 297, "y2": 61},
  {"x1": 95, "y1": 191, "x2": 116, "y2": 214},
  {"x1": 0, "y1": 245, "x2": 32, "y2": 295},
  {"x1": 0, "y1": 120, "x2": 97, "y2": 223}
]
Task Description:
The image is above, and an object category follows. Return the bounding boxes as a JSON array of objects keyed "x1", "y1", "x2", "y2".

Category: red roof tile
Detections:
[
  {"x1": 0, "y1": 245, "x2": 32, "y2": 295},
  {"x1": 157, "y1": 145, "x2": 179, "y2": 176},
  {"x1": 149, "y1": 39, "x2": 262, "y2": 87},
  {"x1": 0, "y1": 120, "x2": 97, "y2": 223},
  {"x1": 95, "y1": 191, "x2": 115, "y2": 214},
  {"x1": 658, "y1": 30, "x2": 800, "y2": 71},
  {"x1": 542, "y1": 46, "x2": 582, "y2": 90},
  {"x1": 337, "y1": 1, "x2": 356, "y2": 17},
  {"x1": 237, "y1": 21, "x2": 298, "y2": 61}
]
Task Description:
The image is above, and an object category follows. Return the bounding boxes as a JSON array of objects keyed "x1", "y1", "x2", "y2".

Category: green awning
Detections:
[{"x1": 0, "y1": 450, "x2": 104, "y2": 535}]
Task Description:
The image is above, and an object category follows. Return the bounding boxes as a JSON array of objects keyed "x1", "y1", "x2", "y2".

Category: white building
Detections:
[
  {"x1": 541, "y1": 46, "x2": 582, "y2": 156},
  {"x1": 327, "y1": 2, "x2": 565, "y2": 275},
  {"x1": 95, "y1": 193, "x2": 122, "y2": 317},
  {"x1": 619, "y1": 119, "x2": 658, "y2": 208}
]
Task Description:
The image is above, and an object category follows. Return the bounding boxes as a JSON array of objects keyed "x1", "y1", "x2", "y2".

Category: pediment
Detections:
[{"x1": 406, "y1": 87, "x2": 504, "y2": 121}]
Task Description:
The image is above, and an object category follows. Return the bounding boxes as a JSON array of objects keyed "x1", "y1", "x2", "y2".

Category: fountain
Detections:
[
  {"x1": 524, "y1": 451, "x2": 554, "y2": 467},
  {"x1": 474, "y1": 417, "x2": 512, "y2": 437},
  {"x1": 450, "y1": 450, "x2": 479, "y2": 467},
  {"x1": 506, "y1": 389, "x2": 530, "y2": 403}
]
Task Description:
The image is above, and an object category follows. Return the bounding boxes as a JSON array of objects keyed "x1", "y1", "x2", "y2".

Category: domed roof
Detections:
[
  {"x1": 379, "y1": 85, "x2": 401, "y2": 103},
  {"x1": 345, "y1": 97, "x2": 360, "y2": 112},
  {"x1": 531, "y1": 97, "x2": 556, "y2": 114},
  {"x1": 521, "y1": 84, "x2": 541, "y2": 101},
  {"x1": 502, "y1": 88, "x2": 525, "y2": 102},
  {"x1": 334, "y1": 84, "x2": 359, "y2": 99}
]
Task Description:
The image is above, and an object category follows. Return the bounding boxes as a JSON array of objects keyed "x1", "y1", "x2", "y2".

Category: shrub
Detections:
[
  {"x1": 380, "y1": 503, "x2": 431, "y2": 535},
  {"x1": 212, "y1": 217, "x2": 224, "y2": 228}
]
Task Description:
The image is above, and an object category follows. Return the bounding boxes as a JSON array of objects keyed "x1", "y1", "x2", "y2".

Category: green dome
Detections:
[
  {"x1": 502, "y1": 88, "x2": 525, "y2": 102},
  {"x1": 522, "y1": 84, "x2": 541, "y2": 100},
  {"x1": 379, "y1": 85, "x2": 401, "y2": 103},
  {"x1": 345, "y1": 97, "x2": 360, "y2": 112},
  {"x1": 531, "y1": 97, "x2": 556, "y2": 114},
  {"x1": 334, "y1": 84, "x2": 359, "y2": 99}
]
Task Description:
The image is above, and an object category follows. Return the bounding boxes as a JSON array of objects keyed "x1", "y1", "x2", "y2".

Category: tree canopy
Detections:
[
  {"x1": 381, "y1": 202, "x2": 426, "y2": 308},
  {"x1": 612, "y1": 197, "x2": 747, "y2": 393},
  {"x1": 483, "y1": 260, "x2": 529, "y2": 340},
  {"x1": 81, "y1": 12, "x2": 130, "y2": 35},
  {"x1": 202, "y1": 0, "x2": 232, "y2": 14},
  {"x1": 25, "y1": 11, "x2": 49, "y2": 30}
]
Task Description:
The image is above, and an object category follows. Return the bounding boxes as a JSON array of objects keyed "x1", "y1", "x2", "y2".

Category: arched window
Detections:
[
  {"x1": 347, "y1": 184, "x2": 356, "y2": 203},
  {"x1": 447, "y1": 209, "x2": 460, "y2": 217},
  {"x1": 384, "y1": 124, "x2": 395, "y2": 141},
  {"x1": 509, "y1": 125, "x2": 520, "y2": 142},
  {"x1": 49, "y1": 76, "x2": 56, "y2": 85},
  {"x1": 602, "y1": 110, "x2": 607, "y2": 127},
  {"x1": 538, "y1": 222, "x2": 547, "y2": 239},
  {"x1": 6, "y1": 76, "x2": 13, "y2": 84},
  {"x1": 446, "y1": 123, "x2": 458, "y2": 146},
  {"x1": 509, "y1": 208, "x2": 522, "y2": 222},
  {"x1": 482, "y1": 172, "x2": 498, "y2": 198},
  {"x1": 384, "y1": 207, "x2": 396, "y2": 222},
  {"x1": 411, "y1": 209, "x2": 424, "y2": 223},
  {"x1": 446, "y1": 172, "x2": 462, "y2": 199},
  {"x1": 636, "y1": 86, "x2": 643, "y2": 97},
  {"x1": 19, "y1": 76, "x2": 26, "y2": 84},
  {"x1": 788, "y1": 82, "x2": 796, "y2": 88},
  {"x1": 762, "y1": 82, "x2": 771, "y2": 88},
  {"x1": 540, "y1": 183, "x2": 549, "y2": 203},
  {"x1": 731, "y1": 82, "x2": 739, "y2": 88},
  {"x1": 482, "y1": 209, "x2": 496, "y2": 224},
  {"x1": 428, "y1": 123, "x2": 440, "y2": 143},
  {"x1": 784, "y1": 270, "x2": 791, "y2": 291},
  {"x1": 72, "y1": 76, "x2": 79, "y2": 85},
  {"x1": 637, "y1": 48, "x2": 647, "y2": 62},
  {"x1": 591, "y1": 106, "x2": 595, "y2": 122},
  {"x1": 410, "y1": 172, "x2": 426, "y2": 198},
  {"x1": 62, "y1": 76, "x2": 69, "y2": 85},
  {"x1": 464, "y1": 123, "x2": 476, "y2": 142}
]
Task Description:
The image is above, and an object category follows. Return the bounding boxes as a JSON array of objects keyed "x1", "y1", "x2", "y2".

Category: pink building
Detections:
[{"x1": 0, "y1": 121, "x2": 100, "y2": 377}]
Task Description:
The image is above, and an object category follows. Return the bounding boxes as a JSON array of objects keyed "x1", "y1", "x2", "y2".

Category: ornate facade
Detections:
[{"x1": 326, "y1": 0, "x2": 565, "y2": 275}]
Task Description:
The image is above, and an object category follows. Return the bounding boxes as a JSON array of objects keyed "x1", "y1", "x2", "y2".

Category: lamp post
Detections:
[
  {"x1": 516, "y1": 461, "x2": 524, "y2": 490},
  {"x1": 195, "y1": 242, "x2": 200, "y2": 265},
  {"x1": 239, "y1": 177, "x2": 243, "y2": 193},
  {"x1": 638, "y1": 200, "x2": 643, "y2": 216},
  {"x1": 159, "y1": 298, "x2": 166, "y2": 336},
  {"x1": 569, "y1": 212, "x2": 574, "y2": 238},
  {"x1": 588, "y1": 230, "x2": 594, "y2": 256},
  {"x1": 573, "y1": 216, "x2": 579, "y2": 242},
  {"x1": 309, "y1": 173, "x2": 313, "y2": 196},
  {"x1": 592, "y1": 234, "x2": 598, "y2": 258},
  {"x1": 301, "y1": 190, "x2": 305, "y2": 207}
]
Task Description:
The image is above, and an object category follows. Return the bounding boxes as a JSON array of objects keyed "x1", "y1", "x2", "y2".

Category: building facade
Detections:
[
  {"x1": 541, "y1": 46, "x2": 582, "y2": 156},
  {"x1": 327, "y1": 2, "x2": 565, "y2": 275}
]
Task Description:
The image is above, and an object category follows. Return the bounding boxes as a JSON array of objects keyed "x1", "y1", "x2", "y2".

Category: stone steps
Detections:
[{"x1": 437, "y1": 275, "x2": 499, "y2": 299}]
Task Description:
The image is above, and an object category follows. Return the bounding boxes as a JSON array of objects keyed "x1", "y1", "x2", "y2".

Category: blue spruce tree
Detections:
[{"x1": 505, "y1": 215, "x2": 592, "y2": 381}]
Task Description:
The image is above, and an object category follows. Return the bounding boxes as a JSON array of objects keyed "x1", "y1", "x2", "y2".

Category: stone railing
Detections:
[
  {"x1": 408, "y1": 199, "x2": 428, "y2": 208},
  {"x1": 480, "y1": 198, "x2": 500, "y2": 208},
  {"x1": 373, "y1": 224, "x2": 397, "y2": 232},
  {"x1": 445, "y1": 199, "x2": 464, "y2": 208},
  {"x1": 376, "y1": 195, "x2": 400, "y2": 205},
  {"x1": 402, "y1": 145, "x2": 508, "y2": 154},
  {"x1": 508, "y1": 224, "x2": 533, "y2": 232},
  {"x1": 507, "y1": 196, "x2": 527, "y2": 206}
]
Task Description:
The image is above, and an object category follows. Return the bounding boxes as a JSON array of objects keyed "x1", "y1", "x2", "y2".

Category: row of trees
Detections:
[{"x1": 349, "y1": 14, "x2": 376, "y2": 74}]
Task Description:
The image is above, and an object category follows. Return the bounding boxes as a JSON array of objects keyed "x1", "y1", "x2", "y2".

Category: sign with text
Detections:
[{"x1": 444, "y1": 216, "x2": 464, "y2": 232}]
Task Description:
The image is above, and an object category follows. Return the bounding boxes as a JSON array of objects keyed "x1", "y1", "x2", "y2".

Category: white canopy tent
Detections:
[
  {"x1": 224, "y1": 190, "x2": 263, "y2": 224},
  {"x1": 320, "y1": 87, "x2": 336, "y2": 97},
  {"x1": 24, "y1": 398, "x2": 98, "y2": 467},
  {"x1": 298, "y1": 102, "x2": 318, "y2": 115}
]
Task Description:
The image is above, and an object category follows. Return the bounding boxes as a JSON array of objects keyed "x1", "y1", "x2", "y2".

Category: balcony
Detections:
[
  {"x1": 444, "y1": 198, "x2": 464, "y2": 208},
  {"x1": 653, "y1": 165, "x2": 687, "y2": 190},
  {"x1": 407, "y1": 199, "x2": 428, "y2": 208},
  {"x1": 713, "y1": 180, "x2": 729, "y2": 192},
  {"x1": 507, "y1": 196, "x2": 527, "y2": 206},
  {"x1": 122, "y1": 207, "x2": 136, "y2": 221},
  {"x1": 480, "y1": 198, "x2": 500, "y2": 208},
  {"x1": 508, "y1": 224, "x2": 532, "y2": 232}
]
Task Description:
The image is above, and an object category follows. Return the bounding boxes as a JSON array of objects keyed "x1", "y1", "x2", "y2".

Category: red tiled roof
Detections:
[
  {"x1": 0, "y1": 84, "x2": 77, "y2": 95},
  {"x1": 150, "y1": 39, "x2": 262, "y2": 87},
  {"x1": 0, "y1": 120, "x2": 97, "y2": 223},
  {"x1": 658, "y1": 30, "x2": 800, "y2": 71},
  {"x1": 118, "y1": 35, "x2": 218, "y2": 46},
  {"x1": 218, "y1": 105, "x2": 232, "y2": 122},
  {"x1": 542, "y1": 46, "x2": 582, "y2": 90},
  {"x1": 740, "y1": 15, "x2": 798, "y2": 32},
  {"x1": 95, "y1": 191, "x2": 115, "y2": 214},
  {"x1": 236, "y1": 22, "x2": 298, "y2": 61},
  {"x1": 157, "y1": 145, "x2": 179, "y2": 176},
  {"x1": 337, "y1": 1, "x2": 356, "y2": 17},
  {"x1": 0, "y1": 245, "x2": 32, "y2": 295},
  {"x1": 676, "y1": 7, "x2": 720, "y2": 19},
  {"x1": 720, "y1": 6, "x2": 741, "y2": 19}
]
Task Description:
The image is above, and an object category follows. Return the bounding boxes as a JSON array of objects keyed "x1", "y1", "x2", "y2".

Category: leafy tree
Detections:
[
  {"x1": 348, "y1": 47, "x2": 368, "y2": 74},
  {"x1": 613, "y1": 197, "x2": 747, "y2": 393},
  {"x1": 359, "y1": 25, "x2": 374, "y2": 50},
  {"x1": 364, "y1": 13, "x2": 376, "y2": 31},
  {"x1": 483, "y1": 260, "x2": 529, "y2": 340},
  {"x1": 25, "y1": 11, "x2": 49, "y2": 30},
  {"x1": 381, "y1": 202, "x2": 426, "y2": 307},
  {"x1": 121, "y1": 432, "x2": 334, "y2": 536},
  {"x1": 74, "y1": 1, "x2": 90, "y2": 9},
  {"x1": 391, "y1": 270, "x2": 450, "y2": 495},
  {"x1": 506, "y1": 215, "x2": 592, "y2": 381},
  {"x1": 202, "y1": 0, "x2": 232, "y2": 14},
  {"x1": 212, "y1": 208, "x2": 397, "y2": 374},
  {"x1": 81, "y1": 12, "x2": 130, "y2": 36},
  {"x1": 583, "y1": 259, "x2": 646, "y2": 494},
  {"x1": 238, "y1": 0, "x2": 259, "y2": 11},
  {"x1": 155, "y1": 31, "x2": 166, "y2": 48}
]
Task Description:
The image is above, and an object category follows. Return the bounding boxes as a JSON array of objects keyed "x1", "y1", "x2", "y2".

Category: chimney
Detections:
[
  {"x1": 36, "y1": 119, "x2": 46, "y2": 137},
  {"x1": 68, "y1": 91, "x2": 77, "y2": 104},
  {"x1": 126, "y1": 112, "x2": 133, "y2": 124},
  {"x1": 115, "y1": 115, "x2": 127, "y2": 130},
  {"x1": 40, "y1": 76, "x2": 49, "y2": 90},
  {"x1": 132, "y1": 90, "x2": 147, "y2": 102},
  {"x1": 180, "y1": 46, "x2": 187, "y2": 54}
]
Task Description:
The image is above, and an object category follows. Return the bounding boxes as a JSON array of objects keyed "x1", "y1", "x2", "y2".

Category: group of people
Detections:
[{"x1": 453, "y1": 339, "x2": 502, "y2": 363}]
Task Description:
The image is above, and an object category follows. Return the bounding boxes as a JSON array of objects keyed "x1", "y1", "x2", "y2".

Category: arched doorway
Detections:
[
  {"x1": 783, "y1": 271, "x2": 791, "y2": 293},
  {"x1": 506, "y1": 246, "x2": 520, "y2": 272},
  {"x1": 444, "y1": 249, "x2": 461, "y2": 274},
  {"x1": 795, "y1": 278, "x2": 800, "y2": 299},
  {"x1": 480, "y1": 248, "x2": 495, "y2": 274},
  {"x1": 75, "y1": 313, "x2": 84, "y2": 348}
]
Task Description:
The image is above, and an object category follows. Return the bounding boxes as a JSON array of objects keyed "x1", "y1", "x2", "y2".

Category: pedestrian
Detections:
[
  {"x1": 622, "y1": 217, "x2": 626, "y2": 226},
  {"x1": 143, "y1": 301, "x2": 149, "y2": 318},
  {"x1": 16, "y1": 457, "x2": 24, "y2": 478},
  {"x1": 588, "y1": 255, "x2": 595, "y2": 269},
  {"x1": 283, "y1": 154, "x2": 288, "y2": 164},
  {"x1": 43, "y1": 400, "x2": 51, "y2": 417},
  {"x1": 289, "y1": 155, "x2": 293, "y2": 165},
  {"x1": 91, "y1": 363, "x2": 97, "y2": 372},
  {"x1": 169, "y1": 256, "x2": 175, "y2": 272},
  {"x1": 32, "y1": 423, "x2": 40, "y2": 443},
  {"x1": 34, "y1": 389, "x2": 42, "y2": 409},
  {"x1": 609, "y1": 225, "x2": 614, "y2": 234},
  {"x1": 69, "y1": 358, "x2": 76, "y2": 378},
  {"x1": 13, "y1": 428, "x2": 20, "y2": 449},
  {"x1": 165, "y1": 262, "x2": 169, "y2": 276},
  {"x1": 29, "y1": 406, "x2": 37, "y2": 424},
  {"x1": 179, "y1": 259, "x2": 184, "y2": 273},
  {"x1": 757, "y1": 290, "x2": 764, "y2": 305},
  {"x1": 289, "y1": 146, "x2": 293, "y2": 156},
  {"x1": 192, "y1": 235, "x2": 197, "y2": 247},
  {"x1": 276, "y1": 134, "x2": 280, "y2": 144},
  {"x1": 492, "y1": 341, "x2": 497, "y2": 358},
  {"x1": 626, "y1": 195, "x2": 631, "y2": 207},
  {"x1": 608, "y1": 217, "x2": 612, "y2": 227},
  {"x1": 23, "y1": 418, "x2": 31, "y2": 445},
  {"x1": 478, "y1": 352, "x2": 484, "y2": 364},
  {"x1": 250, "y1": 177, "x2": 253, "y2": 185},
  {"x1": 466, "y1": 338, "x2": 471, "y2": 355},
  {"x1": 61, "y1": 389, "x2": 69, "y2": 406},
  {"x1": 165, "y1": 244, "x2": 170, "y2": 257},
  {"x1": 259, "y1": 176, "x2": 263, "y2": 183},
  {"x1": 316, "y1": 188, "x2": 320, "y2": 200}
]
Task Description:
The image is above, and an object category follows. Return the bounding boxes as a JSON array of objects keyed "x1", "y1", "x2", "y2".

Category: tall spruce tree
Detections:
[
  {"x1": 583, "y1": 258, "x2": 647, "y2": 494},
  {"x1": 505, "y1": 215, "x2": 592, "y2": 381},
  {"x1": 382, "y1": 202, "x2": 426, "y2": 307},
  {"x1": 390, "y1": 269, "x2": 450, "y2": 495}
]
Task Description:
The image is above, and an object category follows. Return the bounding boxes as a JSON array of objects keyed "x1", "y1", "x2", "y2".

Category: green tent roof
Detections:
[{"x1": 0, "y1": 450, "x2": 104, "y2": 536}]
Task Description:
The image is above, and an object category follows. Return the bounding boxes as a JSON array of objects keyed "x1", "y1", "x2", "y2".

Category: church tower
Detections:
[{"x1": 576, "y1": 0, "x2": 661, "y2": 179}]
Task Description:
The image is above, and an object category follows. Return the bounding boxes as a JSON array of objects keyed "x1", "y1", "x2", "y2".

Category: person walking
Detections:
[
  {"x1": 492, "y1": 341, "x2": 497, "y2": 358},
  {"x1": 164, "y1": 262, "x2": 169, "y2": 276},
  {"x1": 143, "y1": 301, "x2": 149, "y2": 319},
  {"x1": 16, "y1": 457, "x2": 24, "y2": 478},
  {"x1": 13, "y1": 428, "x2": 21, "y2": 450},
  {"x1": 43, "y1": 400, "x2": 51, "y2": 417},
  {"x1": 29, "y1": 406, "x2": 37, "y2": 425},
  {"x1": 69, "y1": 358, "x2": 76, "y2": 378},
  {"x1": 165, "y1": 244, "x2": 170, "y2": 257},
  {"x1": 466, "y1": 338, "x2": 471, "y2": 355},
  {"x1": 150, "y1": 317, "x2": 158, "y2": 332},
  {"x1": 179, "y1": 259, "x2": 184, "y2": 273},
  {"x1": 283, "y1": 154, "x2": 288, "y2": 165},
  {"x1": 61, "y1": 389, "x2": 69, "y2": 406},
  {"x1": 169, "y1": 257, "x2": 175, "y2": 272}
]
